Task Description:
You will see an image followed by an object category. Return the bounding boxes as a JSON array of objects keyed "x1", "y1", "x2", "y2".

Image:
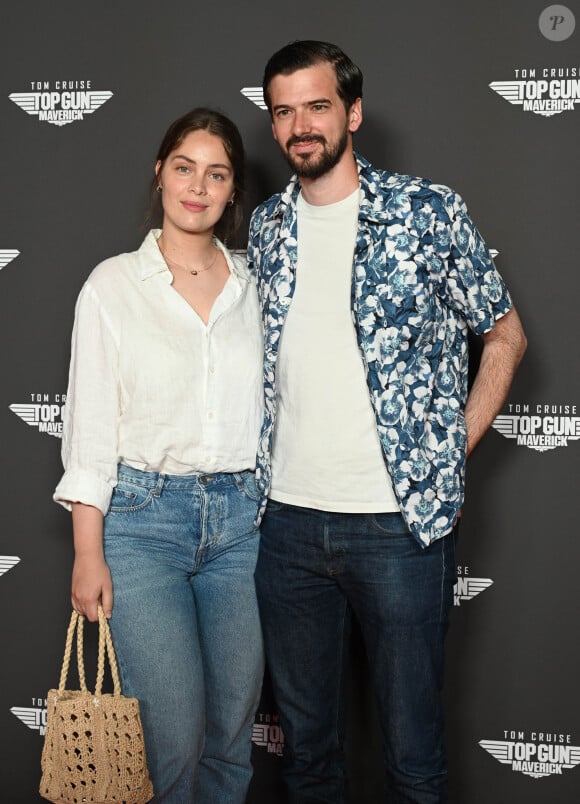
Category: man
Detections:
[{"x1": 248, "y1": 40, "x2": 526, "y2": 804}]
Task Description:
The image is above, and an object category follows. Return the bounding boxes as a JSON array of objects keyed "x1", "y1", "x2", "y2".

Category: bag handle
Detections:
[
  {"x1": 57, "y1": 605, "x2": 122, "y2": 697},
  {"x1": 96, "y1": 605, "x2": 122, "y2": 696}
]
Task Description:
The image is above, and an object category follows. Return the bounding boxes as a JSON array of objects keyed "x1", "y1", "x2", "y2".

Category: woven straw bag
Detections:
[{"x1": 39, "y1": 606, "x2": 154, "y2": 804}]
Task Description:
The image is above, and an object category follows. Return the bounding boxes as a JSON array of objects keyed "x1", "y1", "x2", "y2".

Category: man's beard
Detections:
[{"x1": 283, "y1": 126, "x2": 349, "y2": 179}]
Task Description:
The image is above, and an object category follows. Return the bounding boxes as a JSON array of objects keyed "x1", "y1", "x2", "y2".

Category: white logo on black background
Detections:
[
  {"x1": 241, "y1": 87, "x2": 267, "y2": 110},
  {"x1": 454, "y1": 566, "x2": 493, "y2": 606},
  {"x1": 11, "y1": 699, "x2": 47, "y2": 736},
  {"x1": 480, "y1": 731, "x2": 580, "y2": 778},
  {"x1": 9, "y1": 393, "x2": 67, "y2": 438},
  {"x1": 253, "y1": 712, "x2": 284, "y2": 756},
  {"x1": 9, "y1": 81, "x2": 112, "y2": 126},
  {"x1": 0, "y1": 556, "x2": 20, "y2": 578},
  {"x1": 0, "y1": 250, "x2": 20, "y2": 271},
  {"x1": 490, "y1": 67, "x2": 579, "y2": 116},
  {"x1": 493, "y1": 403, "x2": 579, "y2": 452},
  {"x1": 539, "y1": 5, "x2": 576, "y2": 41}
]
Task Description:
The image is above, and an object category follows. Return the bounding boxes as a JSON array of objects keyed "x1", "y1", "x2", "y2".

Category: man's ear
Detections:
[{"x1": 348, "y1": 98, "x2": 363, "y2": 133}]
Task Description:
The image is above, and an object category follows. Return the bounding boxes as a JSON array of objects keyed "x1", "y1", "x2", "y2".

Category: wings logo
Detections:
[
  {"x1": 253, "y1": 713, "x2": 284, "y2": 756},
  {"x1": 493, "y1": 403, "x2": 580, "y2": 452},
  {"x1": 480, "y1": 736, "x2": 580, "y2": 779},
  {"x1": 489, "y1": 67, "x2": 580, "y2": 117},
  {"x1": 9, "y1": 84, "x2": 113, "y2": 127},
  {"x1": 240, "y1": 87, "x2": 267, "y2": 110},
  {"x1": 0, "y1": 556, "x2": 20, "y2": 578},
  {"x1": 9, "y1": 395, "x2": 66, "y2": 438},
  {"x1": 454, "y1": 575, "x2": 493, "y2": 607},
  {"x1": 11, "y1": 704, "x2": 47, "y2": 736},
  {"x1": 0, "y1": 250, "x2": 20, "y2": 272}
]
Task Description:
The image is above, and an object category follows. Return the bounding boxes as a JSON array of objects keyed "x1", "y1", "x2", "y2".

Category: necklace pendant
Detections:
[{"x1": 190, "y1": 269, "x2": 198, "y2": 276}]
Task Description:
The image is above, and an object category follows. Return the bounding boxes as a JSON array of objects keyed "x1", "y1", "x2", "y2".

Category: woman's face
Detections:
[{"x1": 156, "y1": 129, "x2": 235, "y2": 238}]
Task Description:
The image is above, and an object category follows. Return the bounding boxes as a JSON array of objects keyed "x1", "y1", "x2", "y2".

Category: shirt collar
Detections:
[
  {"x1": 272, "y1": 152, "x2": 396, "y2": 225},
  {"x1": 137, "y1": 229, "x2": 249, "y2": 283}
]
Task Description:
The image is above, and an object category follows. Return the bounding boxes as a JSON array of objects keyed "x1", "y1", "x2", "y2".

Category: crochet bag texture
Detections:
[{"x1": 39, "y1": 606, "x2": 154, "y2": 804}]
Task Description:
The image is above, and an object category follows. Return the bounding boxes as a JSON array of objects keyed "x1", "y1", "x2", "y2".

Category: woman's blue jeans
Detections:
[
  {"x1": 255, "y1": 501, "x2": 457, "y2": 804},
  {"x1": 103, "y1": 464, "x2": 264, "y2": 804}
]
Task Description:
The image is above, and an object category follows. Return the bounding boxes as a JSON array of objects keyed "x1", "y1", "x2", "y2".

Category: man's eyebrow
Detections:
[{"x1": 272, "y1": 97, "x2": 333, "y2": 113}]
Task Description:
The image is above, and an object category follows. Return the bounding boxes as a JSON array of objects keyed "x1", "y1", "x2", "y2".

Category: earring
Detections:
[
  {"x1": 156, "y1": 185, "x2": 162, "y2": 193},
  {"x1": 227, "y1": 197, "x2": 234, "y2": 206}
]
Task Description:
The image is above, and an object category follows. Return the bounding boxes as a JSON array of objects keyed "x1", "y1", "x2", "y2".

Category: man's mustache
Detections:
[{"x1": 286, "y1": 135, "x2": 326, "y2": 149}]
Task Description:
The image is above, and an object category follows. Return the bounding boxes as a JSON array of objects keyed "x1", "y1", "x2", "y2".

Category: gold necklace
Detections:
[{"x1": 162, "y1": 245, "x2": 219, "y2": 276}]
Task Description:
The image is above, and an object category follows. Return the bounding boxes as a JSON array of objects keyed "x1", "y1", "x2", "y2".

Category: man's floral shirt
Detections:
[{"x1": 248, "y1": 153, "x2": 512, "y2": 546}]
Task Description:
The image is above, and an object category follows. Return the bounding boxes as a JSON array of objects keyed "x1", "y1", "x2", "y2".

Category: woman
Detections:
[{"x1": 54, "y1": 108, "x2": 264, "y2": 803}]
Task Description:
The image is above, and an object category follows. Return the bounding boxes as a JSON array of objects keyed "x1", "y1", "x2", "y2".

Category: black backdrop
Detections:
[{"x1": 1, "y1": 1, "x2": 579, "y2": 801}]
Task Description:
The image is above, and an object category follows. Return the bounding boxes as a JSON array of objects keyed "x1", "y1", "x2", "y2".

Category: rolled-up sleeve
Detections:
[{"x1": 53, "y1": 282, "x2": 120, "y2": 514}]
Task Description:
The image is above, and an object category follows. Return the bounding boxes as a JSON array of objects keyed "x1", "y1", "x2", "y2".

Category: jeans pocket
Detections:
[
  {"x1": 235, "y1": 471, "x2": 261, "y2": 502},
  {"x1": 369, "y1": 512, "x2": 409, "y2": 536},
  {"x1": 109, "y1": 480, "x2": 154, "y2": 513},
  {"x1": 264, "y1": 498, "x2": 285, "y2": 513}
]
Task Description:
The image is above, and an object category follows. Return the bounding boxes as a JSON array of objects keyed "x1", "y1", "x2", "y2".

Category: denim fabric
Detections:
[
  {"x1": 103, "y1": 464, "x2": 264, "y2": 804},
  {"x1": 255, "y1": 501, "x2": 456, "y2": 804}
]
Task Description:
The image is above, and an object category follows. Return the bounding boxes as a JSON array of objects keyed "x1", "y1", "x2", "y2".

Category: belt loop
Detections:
[{"x1": 153, "y1": 474, "x2": 165, "y2": 497}]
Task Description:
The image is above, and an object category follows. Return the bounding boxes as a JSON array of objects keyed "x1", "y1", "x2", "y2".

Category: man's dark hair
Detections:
[{"x1": 262, "y1": 40, "x2": 363, "y2": 115}]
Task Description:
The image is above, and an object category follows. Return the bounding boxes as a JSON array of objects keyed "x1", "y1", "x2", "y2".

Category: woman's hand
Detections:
[
  {"x1": 71, "y1": 502, "x2": 113, "y2": 621},
  {"x1": 72, "y1": 552, "x2": 113, "y2": 622}
]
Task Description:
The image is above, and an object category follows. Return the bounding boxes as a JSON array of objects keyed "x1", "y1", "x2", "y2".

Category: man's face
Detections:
[{"x1": 268, "y1": 62, "x2": 362, "y2": 179}]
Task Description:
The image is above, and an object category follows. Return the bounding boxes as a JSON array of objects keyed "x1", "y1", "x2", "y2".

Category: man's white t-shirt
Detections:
[{"x1": 270, "y1": 189, "x2": 399, "y2": 513}]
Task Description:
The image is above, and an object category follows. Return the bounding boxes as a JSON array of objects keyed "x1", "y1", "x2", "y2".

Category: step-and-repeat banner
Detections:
[{"x1": 1, "y1": 2, "x2": 578, "y2": 801}]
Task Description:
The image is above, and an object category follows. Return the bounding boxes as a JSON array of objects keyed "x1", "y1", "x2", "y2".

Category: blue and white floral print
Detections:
[{"x1": 248, "y1": 153, "x2": 512, "y2": 546}]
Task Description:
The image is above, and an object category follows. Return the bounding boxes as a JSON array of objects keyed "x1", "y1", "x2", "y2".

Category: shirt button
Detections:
[
  {"x1": 207, "y1": 411, "x2": 214, "y2": 420},
  {"x1": 209, "y1": 366, "x2": 216, "y2": 374}
]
